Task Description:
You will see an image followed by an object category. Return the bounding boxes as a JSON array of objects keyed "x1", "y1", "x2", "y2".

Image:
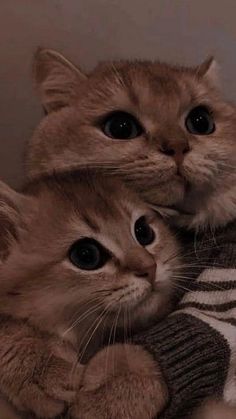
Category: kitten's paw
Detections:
[
  {"x1": 70, "y1": 344, "x2": 168, "y2": 419},
  {"x1": 10, "y1": 339, "x2": 83, "y2": 418},
  {"x1": 39, "y1": 339, "x2": 83, "y2": 403},
  {"x1": 15, "y1": 384, "x2": 66, "y2": 418}
]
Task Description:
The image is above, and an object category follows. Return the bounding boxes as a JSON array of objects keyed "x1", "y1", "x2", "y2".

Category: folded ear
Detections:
[
  {"x1": 149, "y1": 204, "x2": 180, "y2": 219},
  {"x1": 0, "y1": 181, "x2": 32, "y2": 262},
  {"x1": 196, "y1": 56, "x2": 220, "y2": 87},
  {"x1": 33, "y1": 48, "x2": 88, "y2": 114}
]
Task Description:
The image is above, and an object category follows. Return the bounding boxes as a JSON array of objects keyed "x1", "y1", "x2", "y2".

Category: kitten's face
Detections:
[
  {"x1": 29, "y1": 52, "x2": 236, "y2": 228},
  {"x1": 0, "y1": 173, "x2": 180, "y2": 344}
]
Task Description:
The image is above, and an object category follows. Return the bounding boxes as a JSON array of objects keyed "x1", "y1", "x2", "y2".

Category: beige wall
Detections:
[{"x1": 1, "y1": 0, "x2": 236, "y2": 186}]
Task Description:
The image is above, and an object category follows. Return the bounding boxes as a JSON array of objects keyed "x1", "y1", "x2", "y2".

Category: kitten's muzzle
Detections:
[
  {"x1": 124, "y1": 248, "x2": 156, "y2": 287},
  {"x1": 134, "y1": 263, "x2": 156, "y2": 288},
  {"x1": 159, "y1": 137, "x2": 190, "y2": 166}
]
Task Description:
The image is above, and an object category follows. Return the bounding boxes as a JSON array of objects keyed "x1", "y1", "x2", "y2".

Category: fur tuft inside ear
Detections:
[
  {"x1": 149, "y1": 204, "x2": 180, "y2": 219},
  {"x1": 196, "y1": 56, "x2": 220, "y2": 87},
  {"x1": 33, "y1": 48, "x2": 87, "y2": 113}
]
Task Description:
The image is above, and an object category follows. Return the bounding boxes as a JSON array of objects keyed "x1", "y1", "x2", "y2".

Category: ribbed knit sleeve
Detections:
[{"x1": 133, "y1": 313, "x2": 230, "y2": 419}]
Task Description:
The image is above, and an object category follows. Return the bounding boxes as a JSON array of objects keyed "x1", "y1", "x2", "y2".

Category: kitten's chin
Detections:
[
  {"x1": 141, "y1": 177, "x2": 186, "y2": 207},
  {"x1": 97, "y1": 290, "x2": 172, "y2": 334},
  {"x1": 127, "y1": 291, "x2": 172, "y2": 332}
]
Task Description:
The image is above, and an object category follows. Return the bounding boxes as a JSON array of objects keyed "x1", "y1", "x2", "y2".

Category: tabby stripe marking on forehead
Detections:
[{"x1": 81, "y1": 214, "x2": 100, "y2": 232}]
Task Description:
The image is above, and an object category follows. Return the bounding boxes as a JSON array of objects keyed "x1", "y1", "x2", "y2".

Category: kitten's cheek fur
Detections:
[{"x1": 70, "y1": 344, "x2": 168, "y2": 419}]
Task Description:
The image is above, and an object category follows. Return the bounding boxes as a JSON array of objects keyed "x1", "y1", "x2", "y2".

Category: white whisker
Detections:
[{"x1": 78, "y1": 301, "x2": 114, "y2": 363}]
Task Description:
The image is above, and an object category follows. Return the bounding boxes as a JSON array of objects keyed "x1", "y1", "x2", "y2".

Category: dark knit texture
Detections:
[{"x1": 133, "y1": 314, "x2": 230, "y2": 419}]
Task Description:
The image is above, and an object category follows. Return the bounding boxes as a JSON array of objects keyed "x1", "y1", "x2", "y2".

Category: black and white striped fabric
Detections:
[{"x1": 176, "y1": 266, "x2": 236, "y2": 406}]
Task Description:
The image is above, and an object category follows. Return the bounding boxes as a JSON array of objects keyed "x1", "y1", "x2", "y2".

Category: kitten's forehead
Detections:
[
  {"x1": 82, "y1": 61, "x2": 202, "y2": 119},
  {"x1": 32, "y1": 173, "x2": 140, "y2": 236}
]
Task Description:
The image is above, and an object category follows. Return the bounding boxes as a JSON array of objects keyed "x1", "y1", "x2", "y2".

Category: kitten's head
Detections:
[
  {"x1": 0, "y1": 171, "x2": 180, "y2": 345},
  {"x1": 28, "y1": 49, "x2": 236, "y2": 228}
]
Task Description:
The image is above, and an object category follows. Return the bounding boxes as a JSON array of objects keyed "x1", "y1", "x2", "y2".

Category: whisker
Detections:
[
  {"x1": 173, "y1": 263, "x2": 223, "y2": 269},
  {"x1": 172, "y1": 274, "x2": 199, "y2": 281},
  {"x1": 63, "y1": 300, "x2": 104, "y2": 336},
  {"x1": 127, "y1": 306, "x2": 132, "y2": 341},
  {"x1": 172, "y1": 282, "x2": 192, "y2": 294},
  {"x1": 78, "y1": 302, "x2": 114, "y2": 363},
  {"x1": 105, "y1": 307, "x2": 118, "y2": 382},
  {"x1": 123, "y1": 305, "x2": 130, "y2": 344},
  {"x1": 176, "y1": 277, "x2": 228, "y2": 291},
  {"x1": 163, "y1": 243, "x2": 228, "y2": 265},
  {"x1": 106, "y1": 304, "x2": 121, "y2": 388},
  {"x1": 173, "y1": 275, "x2": 229, "y2": 292}
]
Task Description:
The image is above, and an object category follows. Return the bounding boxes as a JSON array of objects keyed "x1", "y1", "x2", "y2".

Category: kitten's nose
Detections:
[
  {"x1": 135, "y1": 263, "x2": 156, "y2": 285},
  {"x1": 125, "y1": 249, "x2": 156, "y2": 285},
  {"x1": 159, "y1": 138, "x2": 190, "y2": 165}
]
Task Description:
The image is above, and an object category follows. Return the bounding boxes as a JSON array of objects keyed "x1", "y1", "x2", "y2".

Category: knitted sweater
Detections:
[{"x1": 133, "y1": 220, "x2": 236, "y2": 419}]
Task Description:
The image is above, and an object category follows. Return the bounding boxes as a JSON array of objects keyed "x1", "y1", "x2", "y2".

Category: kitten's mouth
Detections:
[
  {"x1": 176, "y1": 166, "x2": 183, "y2": 177},
  {"x1": 174, "y1": 165, "x2": 193, "y2": 190},
  {"x1": 175, "y1": 166, "x2": 187, "y2": 181},
  {"x1": 119, "y1": 286, "x2": 153, "y2": 309},
  {"x1": 107, "y1": 283, "x2": 160, "y2": 315}
]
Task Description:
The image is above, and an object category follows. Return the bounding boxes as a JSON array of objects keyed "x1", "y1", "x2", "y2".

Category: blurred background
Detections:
[{"x1": 1, "y1": 0, "x2": 236, "y2": 186}]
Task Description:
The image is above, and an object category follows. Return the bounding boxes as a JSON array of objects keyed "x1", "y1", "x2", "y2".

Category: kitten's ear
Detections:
[
  {"x1": 149, "y1": 205, "x2": 180, "y2": 219},
  {"x1": 33, "y1": 48, "x2": 88, "y2": 114},
  {"x1": 0, "y1": 182, "x2": 33, "y2": 262},
  {"x1": 196, "y1": 56, "x2": 220, "y2": 87}
]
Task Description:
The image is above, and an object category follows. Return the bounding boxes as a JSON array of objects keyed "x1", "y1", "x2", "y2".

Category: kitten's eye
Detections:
[
  {"x1": 185, "y1": 106, "x2": 215, "y2": 135},
  {"x1": 69, "y1": 238, "x2": 110, "y2": 271},
  {"x1": 134, "y1": 216, "x2": 155, "y2": 246},
  {"x1": 102, "y1": 111, "x2": 143, "y2": 139}
]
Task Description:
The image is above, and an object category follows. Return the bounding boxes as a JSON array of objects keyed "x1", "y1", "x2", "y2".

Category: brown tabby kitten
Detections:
[
  {"x1": 29, "y1": 49, "x2": 236, "y2": 231},
  {"x1": 0, "y1": 171, "x2": 180, "y2": 418}
]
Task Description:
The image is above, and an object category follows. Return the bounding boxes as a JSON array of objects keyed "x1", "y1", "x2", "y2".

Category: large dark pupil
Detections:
[
  {"x1": 109, "y1": 115, "x2": 133, "y2": 138},
  {"x1": 135, "y1": 216, "x2": 155, "y2": 246},
  {"x1": 78, "y1": 244, "x2": 99, "y2": 267},
  {"x1": 190, "y1": 108, "x2": 210, "y2": 133}
]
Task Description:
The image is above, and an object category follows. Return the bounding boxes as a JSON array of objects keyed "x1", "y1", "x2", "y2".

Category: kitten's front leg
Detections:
[
  {"x1": 71, "y1": 344, "x2": 168, "y2": 419},
  {"x1": 0, "y1": 321, "x2": 83, "y2": 418}
]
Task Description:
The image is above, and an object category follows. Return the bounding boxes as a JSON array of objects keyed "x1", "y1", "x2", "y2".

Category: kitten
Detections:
[
  {"x1": 0, "y1": 171, "x2": 180, "y2": 418},
  {"x1": 29, "y1": 49, "x2": 236, "y2": 231}
]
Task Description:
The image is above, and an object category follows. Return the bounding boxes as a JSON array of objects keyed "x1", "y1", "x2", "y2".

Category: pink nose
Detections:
[
  {"x1": 159, "y1": 138, "x2": 190, "y2": 165},
  {"x1": 134, "y1": 262, "x2": 156, "y2": 285},
  {"x1": 124, "y1": 248, "x2": 156, "y2": 285}
]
